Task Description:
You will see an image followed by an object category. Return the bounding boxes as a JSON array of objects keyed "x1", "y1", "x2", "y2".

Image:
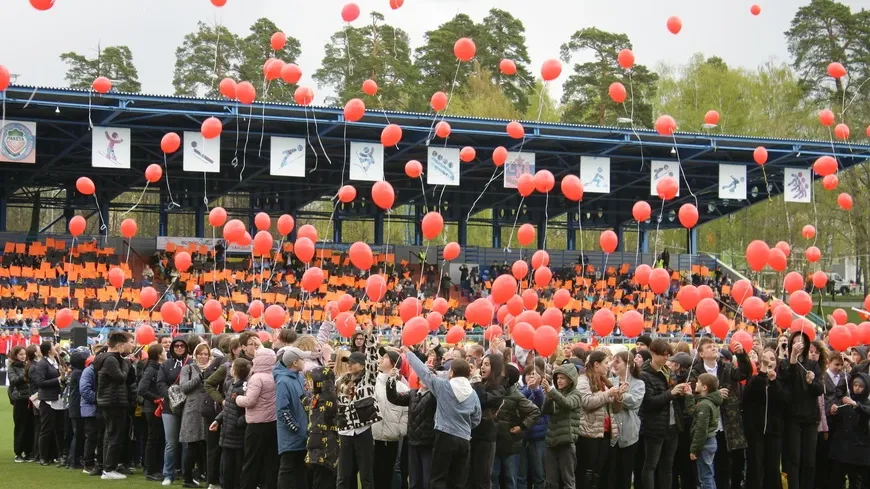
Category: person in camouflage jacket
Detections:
[{"x1": 307, "y1": 365, "x2": 339, "y2": 489}]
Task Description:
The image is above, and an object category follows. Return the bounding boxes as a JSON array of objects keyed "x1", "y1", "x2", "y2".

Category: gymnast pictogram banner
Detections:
[
  {"x1": 650, "y1": 160, "x2": 680, "y2": 197},
  {"x1": 183, "y1": 132, "x2": 221, "y2": 173},
  {"x1": 92, "y1": 126, "x2": 131, "y2": 169},
  {"x1": 784, "y1": 167, "x2": 811, "y2": 203},
  {"x1": 349, "y1": 141, "x2": 384, "y2": 182},
  {"x1": 270, "y1": 137, "x2": 306, "y2": 177},
  {"x1": 427, "y1": 147, "x2": 460, "y2": 186},
  {"x1": 579, "y1": 156, "x2": 611, "y2": 194},
  {"x1": 718, "y1": 164, "x2": 746, "y2": 200}
]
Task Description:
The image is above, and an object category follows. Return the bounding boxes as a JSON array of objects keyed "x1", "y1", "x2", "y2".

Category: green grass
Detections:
[{"x1": 0, "y1": 387, "x2": 155, "y2": 488}]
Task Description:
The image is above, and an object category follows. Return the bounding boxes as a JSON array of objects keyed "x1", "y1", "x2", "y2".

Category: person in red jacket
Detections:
[
  {"x1": 0, "y1": 330, "x2": 9, "y2": 367},
  {"x1": 29, "y1": 327, "x2": 41, "y2": 346},
  {"x1": 12, "y1": 329, "x2": 26, "y2": 348}
]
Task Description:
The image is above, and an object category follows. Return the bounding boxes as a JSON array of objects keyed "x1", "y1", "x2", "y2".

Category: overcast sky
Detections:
[{"x1": 3, "y1": 0, "x2": 870, "y2": 103}]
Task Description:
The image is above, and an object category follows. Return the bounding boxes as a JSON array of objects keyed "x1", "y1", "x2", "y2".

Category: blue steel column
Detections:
[
  {"x1": 537, "y1": 217, "x2": 546, "y2": 250},
  {"x1": 333, "y1": 218, "x2": 342, "y2": 243},
  {"x1": 195, "y1": 203, "x2": 205, "y2": 238},
  {"x1": 414, "y1": 205, "x2": 423, "y2": 246},
  {"x1": 457, "y1": 218, "x2": 467, "y2": 246},
  {"x1": 566, "y1": 212, "x2": 576, "y2": 251},
  {"x1": 158, "y1": 188, "x2": 168, "y2": 237},
  {"x1": 615, "y1": 224, "x2": 625, "y2": 252},
  {"x1": 374, "y1": 211, "x2": 384, "y2": 245},
  {"x1": 491, "y1": 210, "x2": 501, "y2": 249},
  {"x1": 288, "y1": 210, "x2": 298, "y2": 241},
  {"x1": 639, "y1": 228, "x2": 649, "y2": 253},
  {"x1": 0, "y1": 195, "x2": 7, "y2": 231},
  {"x1": 687, "y1": 227, "x2": 698, "y2": 255}
]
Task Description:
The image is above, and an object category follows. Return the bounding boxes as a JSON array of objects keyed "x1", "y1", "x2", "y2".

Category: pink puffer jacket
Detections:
[{"x1": 235, "y1": 348, "x2": 277, "y2": 423}]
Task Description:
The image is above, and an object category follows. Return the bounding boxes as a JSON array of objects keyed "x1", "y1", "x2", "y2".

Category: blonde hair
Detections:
[
  {"x1": 333, "y1": 349, "x2": 351, "y2": 378},
  {"x1": 295, "y1": 335, "x2": 318, "y2": 353},
  {"x1": 674, "y1": 342, "x2": 691, "y2": 354},
  {"x1": 194, "y1": 343, "x2": 211, "y2": 357}
]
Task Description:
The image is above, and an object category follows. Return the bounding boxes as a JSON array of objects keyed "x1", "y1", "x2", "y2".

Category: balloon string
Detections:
[
  {"x1": 67, "y1": 236, "x2": 76, "y2": 308},
  {"x1": 578, "y1": 200, "x2": 585, "y2": 268},
  {"x1": 319, "y1": 198, "x2": 340, "y2": 267},
  {"x1": 503, "y1": 196, "x2": 526, "y2": 253},
  {"x1": 120, "y1": 181, "x2": 150, "y2": 217},
  {"x1": 88, "y1": 91, "x2": 94, "y2": 130},
  {"x1": 465, "y1": 167, "x2": 503, "y2": 222},
  {"x1": 671, "y1": 134, "x2": 698, "y2": 209},
  {"x1": 304, "y1": 106, "x2": 320, "y2": 174},
  {"x1": 231, "y1": 101, "x2": 240, "y2": 168},
  {"x1": 163, "y1": 153, "x2": 180, "y2": 208},
  {"x1": 624, "y1": 72, "x2": 646, "y2": 170},
  {"x1": 542, "y1": 190, "x2": 550, "y2": 250},
  {"x1": 419, "y1": 174, "x2": 428, "y2": 212},
  {"x1": 149, "y1": 275, "x2": 178, "y2": 314},
  {"x1": 635, "y1": 222, "x2": 641, "y2": 267},
  {"x1": 258, "y1": 80, "x2": 270, "y2": 156},
  {"x1": 652, "y1": 200, "x2": 665, "y2": 265},
  {"x1": 241, "y1": 105, "x2": 253, "y2": 181},
  {"x1": 310, "y1": 103, "x2": 333, "y2": 166},
  {"x1": 92, "y1": 194, "x2": 108, "y2": 248},
  {"x1": 264, "y1": 235, "x2": 285, "y2": 296},
  {"x1": 340, "y1": 122, "x2": 348, "y2": 187}
]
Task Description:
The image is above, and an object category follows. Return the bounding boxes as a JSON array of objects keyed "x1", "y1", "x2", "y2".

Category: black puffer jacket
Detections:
[
  {"x1": 7, "y1": 360, "x2": 30, "y2": 403},
  {"x1": 94, "y1": 351, "x2": 131, "y2": 408},
  {"x1": 386, "y1": 376, "x2": 437, "y2": 446},
  {"x1": 67, "y1": 351, "x2": 88, "y2": 418},
  {"x1": 137, "y1": 359, "x2": 162, "y2": 414},
  {"x1": 32, "y1": 357, "x2": 62, "y2": 402},
  {"x1": 496, "y1": 384, "x2": 541, "y2": 456},
  {"x1": 639, "y1": 360, "x2": 676, "y2": 439},
  {"x1": 471, "y1": 382, "x2": 506, "y2": 442},
  {"x1": 216, "y1": 377, "x2": 247, "y2": 450},
  {"x1": 742, "y1": 373, "x2": 788, "y2": 437},
  {"x1": 157, "y1": 337, "x2": 189, "y2": 415},
  {"x1": 779, "y1": 331, "x2": 823, "y2": 425}
]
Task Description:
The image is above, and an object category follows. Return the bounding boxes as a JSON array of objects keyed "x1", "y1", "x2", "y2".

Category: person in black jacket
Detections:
[
  {"x1": 156, "y1": 336, "x2": 190, "y2": 484},
  {"x1": 742, "y1": 348, "x2": 787, "y2": 489},
  {"x1": 137, "y1": 343, "x2": 166, "y2": 481},
  {"x1": 211, "y1": 358, "x2": 251, "y2": 489},
  {"x1": 32, "y1": 341, "x2": 65, "y2": 466},
  {"x1": 8, "y1": 345, "x2": 34, "y2": 462},
  {"x1": 307, "y1": 363, "x2": 340, "y2": 489},
  {"x1": 469, "y1": 354, "x2": 506, "y2": 489},
  {"x1": 66, "y1": 348, "x2": 89, "y2": 469},
  {"x1": 827, "y1": 372, "x2": 870, "y2": 489},
  {"x1": 26, "y1": 344, "x2": 43, "y2": 463},
  {"x1": 817, "y1": 350, "x2": 847, "y2": 489},
  {"x1": 386, "y1": 359, "x2": 437, "y2": 489},
  {"x1": 779, "y1": 331, "x2": 824, "y2": 489},
  {"x1": 639, "y1": 339, "x2": 690, "y2": 489},
  {"x1": 94, "y1": 331, "x2": 133, "y2": 480}
]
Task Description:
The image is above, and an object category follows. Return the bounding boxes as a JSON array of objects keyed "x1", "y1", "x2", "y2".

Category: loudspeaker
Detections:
[{"x1": 71, "y1": 327, "x2": 88, "y2": 349}]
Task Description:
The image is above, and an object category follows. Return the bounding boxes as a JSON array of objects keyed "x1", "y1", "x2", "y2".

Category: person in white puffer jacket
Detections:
[{"x1": 372, "y1": 347, "x2": 409, "y2": 489}]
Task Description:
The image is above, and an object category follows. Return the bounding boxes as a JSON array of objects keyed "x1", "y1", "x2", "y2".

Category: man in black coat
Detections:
[
  {"x1": 93, "y1": 331, "x2": 133, "y2": 480},
  {"x1": 31, "y1": 341, "x2": 65, "y2": 466}
]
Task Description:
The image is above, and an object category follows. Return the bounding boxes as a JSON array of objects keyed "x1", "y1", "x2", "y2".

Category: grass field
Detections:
[{"x1": 0, "y1": 387, "x2": 155, "y2": 488}]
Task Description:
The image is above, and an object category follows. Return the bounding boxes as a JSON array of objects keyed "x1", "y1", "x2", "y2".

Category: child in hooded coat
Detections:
[
  {"x1": 235, "y1": 348, "x2": 278, "y2": 489},
  {"x1": 828, "y1": 373, "x2": 870, "y2": 489}
]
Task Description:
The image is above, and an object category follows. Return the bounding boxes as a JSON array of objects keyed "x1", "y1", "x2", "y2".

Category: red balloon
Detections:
[
  {"x1": 454, "y1": 38, "x2": 476, "y2": 62},
  {"x1": 533, "y1": 266, "x2": 552, "y2": 288},
  {"x1": 443, "y1": 242, "x2": 460, "y2": 261},
  {"x1": 254, "y1": 212, "x2": 271, "y2": 232},
  {"x1": 145, "y1": 164, "x2": 163, "y2": 183},
  {"x1": 507, "y1": 121, "x2": 525, "y2": 139},
  {"x1": 750, "y1": 4, "x2": 761, "y2": 15},
  {"x1": 857, "y1": 322, "x2": 870, "y2": 345},
  {"x1": 30, "y1": 0, "x2": 55, "y2": 10},
  {"x1": 560, "y1": 175, "x2": 584, "y2": 201},
  {"x1": 649, "y1": 268, "x2": 671, "y2": 295},
  {"x1": 704, "y1": 110, "x2": 720, "y2": 125},
  {"x1": 140, "y1": 287, "x2": 158, "y2": 309},
  {"x1": 819, "y1": 109, "x2": 835, "y2": 127},
  {"x1": 431, "y1": 92, "x2": 448, "y2": 111},
  {"x1": 174, "y1": 251, "x2": 192, "y2": 273},
  {"x1": 294, "y1": 237, "x2": 315, "y2": 263},
  {"x1": 768, "y1": 248, "x2": 787, "y2": 272},
  {"x1": 813, "y1": 156, "x2": 837, "y2": 176},
  {"x1": 634, "y1": 264, "x2": 652, "y2": 286},
  {"x1": 55, "y1": 308, "x2": 73, "y2": 329},
  {"x1": 236, "y1": 81, "x2": 256, "y2": 104},
  {"x1": 381, "y1": 124, "x2": 402, "y2": 146},
  {"x1": 516, "y1": 310, "x2": 542, "y2": 330},
  {"x1": 362, "y1": 79, "x2": 378, "y2": 96},
  {"x1": 620, "y1": 310, "x2": 644, "y2": 338},
  {"x1": 338, "y1": 185, "x2": 357, "y2": 203},
  {"x1": 92, "y1": 76, "x2": 112, "y2": 94},
  {"x1": 753, "y1": 146, "x2": 768, "y2": 165},
  {"x1": 120, "y1": 218, "x2": 137, "y2": 239},
  {"x1": 534, "y1": 170, "x2": 555, "y2": 193},
  {"x1": 107, "y1": 266, "x2": 125, "y2": 289},
  {"x1": 609, "y1": 82, "x2": 627, "y2": 103},
  {"x1": 678, "y1": 203, "x2": 698, "y2": 228},
  {"x1": 218, "y1": 78, "x2": 236, "y2": 99},
  {"x1": 294, "y1": 86, "x2": 314, "y2": 106},
  {"x1": 405, "y1": 160, "x2": 423, "y2": 178},
  {"x1": 296, "y1": 223, "x2": 317, "y2": 244},
  {"x1": 790, "y1": 318, "x2": 817, "y2": 341},
  {"x1": 774, "y1": 305, "x2": 794, "y2": 328},
  {"x1": 201, "y1": 117, "x2": 222, "y2": 139},
  {"x1": 281, "y1": 64, "x2": 302, "y2": 84},
  {"x1": 135, "y1": 325, "x2": 156, "y2": 345},
  {"x1": 775, "y1": 241, "x2": 791, "y2": 257},
  {"x1": 656, "y1": 176, "x2": 678, "y2": 200},
  {"x1": 731, "y1": 331, "x2": 753, "y2": 354},
  {"x1": 460, "y1": 146, "x2": 476, "y2": 163},
  {"x1": 731, "y1": 279, "x2": 754, "y2": 306},
  {"x1": 270, "y1": 31, "x2": 286, "y2": 51},
  {"x1": 534, "y1": 325, "x2": 559, "y2": 356},
  {"x1": 632, "y1": 201, "x2": 651, "y2": 222},
  {"x1": 484, "y1": 326, "x2": 504, "y2": 341},
  {"x1": 344, "y1": 98, "x2": 366, "y2": 122},
  {"x1": 828, "y1": 62, "x2": 847, "y2": 79},
  {"x1": 264, "y1": 305, "x2": 286, "y2": 329},
  {"x1": 277, "y1": 214, "x2": 295, "y2": 236},
  {"x1": 789, "y1": 290, "x2": 813, "y2": 316},
  {"x1": 161, "y1": 302, "x2": 183, "y2": 326},
  {"x1": 806, "y1": 246, "x2": 821, "y2": 263},
  {"x1": 745, "y1": 240, "x2": 770, "y2": 272},
  {"x1": 399, "y1": 297, "x2": 422, "y2": 323},
  {"x1": 0, "y1": 65, "x2": 9, "y2": 91},
  {"x1": 696, "y1": 298, "x2": 720, "y2": 326},
  {"x1": 829, "y1": 325, "x2": 852, "y2": 352},
  {"x1": 210, "y1": 0, "x2": 227, "y2": 6},
  {"x1": 248, "y1": 300, "x2": 264, "y2": 319},
  {"x1": 389, "y1": 0, "x2": 404, "y2": 9},
  {"x1": 301, "y1": 267, "x2": 325, "y2": 293},
  {"x1": 435, "y1": 121, "x2": 451, "y2": 139},
  {"x1": 346, "y1": 241, "x2": 371, "y2": 271},
  {"x1": 253, "y1": 230, "x2": 273, "y2": 255},
  {"x1": 838, "y1": 193, "x2": 853, "y2": 211},
  {"x1": 209, "y1": 207, "x2": 227, "y2": 227},
  {"x1": 784, "y1": 272, "x2": 804, "y2": 294},
  {"x1": 500, "y1": 59, "x2": 517, "y2": 75},
  {"x1": 834, "y1": 123, "x2": 850, "y2": 140},
  {"x1": 401, "y1": 318, "x2": 429, "y2": 346},
  {"x1": 76, "y1": 177, "x2": 95, "y2": 196},
  {"x1": 541, "y1": 59, "x2": 562, "y2": 81},
  {"x1": 521, "y1": 289, "x2": 538, "y2": 311},
  {"x1": 517, "y1": 173, "x2": 535, "y2": 197},
  {"x1": 710, "y1": 314, "x2": 730, "y2": 339},
  {"x1": 341, "y1": 2, "x2": 360, "y2": 22},
  {"x1": 432, "y1": 297, "x2": 449, "y2": 316},
  {"x1": 372, "y1": 181, "x2": 395, "y2": 210},
  {"x1": 823, "y1": 174, "x2": 839, "y2": 190},
  {"x1": 742, "y1": 297, "x2": 767, "y2": 321},
  {"x1": 491, "y1": 275, "x2": 518, "y2": 305},
  {"x1": 531, "y1": 250, "x2": 550, "y2": 269},
  {"x1": 264, "y1": 58, "x2": 285, "y2": 80},
  {"x1": 493, "y1": 147, "x2": 508, "y2": 167},
  {"x1": 833, "y1": 308, "x2": 848, "y2": 325},
  {"x1": 512, "y1": 260, "x2": 529, "y2": 281},
  {"x1": 698, "y1": 284, "x2": 715, "y2": 300},
  {"x1": 426, "y1": 312, "x2": 443, "y2": 331},
  {"x1": 517, "y1": 224, "x2": 535, "y2": 247},
  {"x1": 69, "y1": 216, "x2": 86, "y2": 237},
  {"x1": 553, "y1": 289, "x2": 571, "y2": 309},
  {"x1": 617, "y1": 49, "x2": 635, "y2": 69},
  {"x1": 366, "y1": 274, "x2": 387, "y2": 302},
  {"x1": 512, "y1": 322, "x2": 535, "y2": 349},
  {"x1": 230, "y1": 311, "x2": 249, "y2": 332},
  {"x1": 592, "y1": 309, "x2": 615, "y2": 337},
  {"x1": 338, "y1": 294, "x2": 356, "y2": 313},
  {"x1": 811, "y1": 270, "x2": 828, "y2": 290},
  {"x1": 541, "y1": 307, "x2": 563, "y2": 329},
  {"x1": 599, "y1": 230, "x2": 618, "y2": 254},
  {"x1": 446, "y1": 325, "x2": 465, "y2": 344},
  {"x1": 506, "y1": 295, "x2": 524, "y2": 317},
  {"x1": 655, "y1": 115, "x2": 677, "y2": 136},
  {"x1": 667, "y1": 16, "x2": 682, "y2": 34},
  {"x1": 677, "y1": 285, "x2": 700, "y2": 310},
  {"x1": 802, "y1": 224, "x2": 816, "y2": 239}
]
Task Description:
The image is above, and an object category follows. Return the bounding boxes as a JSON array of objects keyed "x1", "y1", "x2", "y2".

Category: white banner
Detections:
[
  {"x1": 156, "y1": 236, "x2": 252, "y2": 254},
  {"x1": 718, "y1": 164, "x2": 746, "y2": 200},
  {"x1": 270, "y1": 137, "x2": 306, "y2": 177},
  {"x1": 580, "y1": 156, "x2": 611, "y2": 193},
  {"x1": 91, "y1": 127, "x2": 131, "y2": 169},
  {"x1": 349, "y1": 141, "x2": 384, "y2": 182},
  {"x1": 427, "y1": 147, "x2": 460, "y2": 186},
  {"x1": 183, "y1": 132, "x2": 220, "y2": 173},
  {"x1": 503, "y1": 152, "x2": 535, "y2": 189},
  {"x1": 650, "y1": 160, "x2": 680, "y2": 197},
  {"x1": 784, "y1": 167, "x2": 812, "y2": 203}
]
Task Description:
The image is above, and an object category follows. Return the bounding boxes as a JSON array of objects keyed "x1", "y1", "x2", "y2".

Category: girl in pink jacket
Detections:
[{"x1": 235, "y1": 348, "x2": 278, "y2": 489}]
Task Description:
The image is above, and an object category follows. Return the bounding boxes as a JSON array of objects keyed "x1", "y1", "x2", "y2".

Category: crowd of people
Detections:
[{"x1": 4, "y1": 316, "x2": 870, "y2": 489}]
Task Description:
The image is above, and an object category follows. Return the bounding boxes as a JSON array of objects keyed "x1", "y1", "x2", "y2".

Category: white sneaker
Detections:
[
  {"x1": 208, "y1": 485, "x2": 222, "y2": 489},
  {"x1": 101, "y1": 471, "x2": 127, "y2": 480},
  {"x1": 163, "y1": 479, "x2": 173, "y2": 486}
]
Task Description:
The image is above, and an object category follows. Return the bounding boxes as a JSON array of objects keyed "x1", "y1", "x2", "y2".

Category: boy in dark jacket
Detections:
[
  {"x1": 93, "y1": 332, "x2": 133, "y2": 480},
  {"x1": 690, "y1": 373, "x2": 722, "y2": 489},
  {"x1": 137, "y1": 344, "x2": 165, "y2": 481},
  {"x1": 211, "y1": 358, "x2": 250, "y2": 489},
  {"x1": 494, "y1": 364, "x2": 540, "y2": 489},
  {"x1": 386, "y1": 357, "x2": 437, "y2": 489},
  {"x1": 519, "y1": 366, "x2": 548, "y2": 489},
  {"x1": 66, "y1": 349, "x2": 89, "y2": 469}
]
